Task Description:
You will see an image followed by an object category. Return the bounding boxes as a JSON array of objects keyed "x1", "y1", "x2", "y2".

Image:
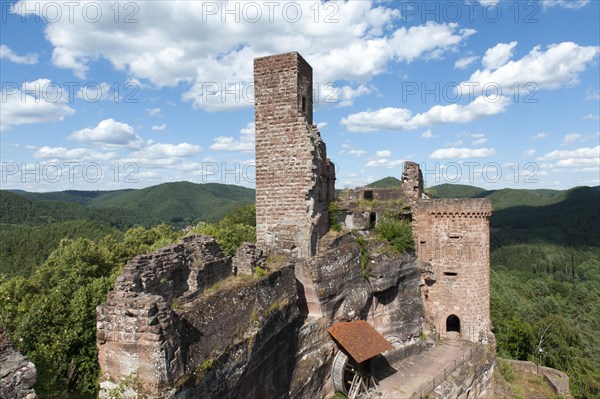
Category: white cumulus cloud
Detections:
[
  {"x1": 421, "y1": 129, "x2": 438, "y2": 139},
  {"x1": 482, "y1": 41, "x2": 517, "y2": 70},
  {"x1": 210, "y1": 122, "x2": 255, "y2": 152},
  {"x1": 147, "y1": 107, "x2": 162, "y2": 117},
  {"x1": 33, "y1": 146, "x2": 117, "y2": 161},
  {"x1": 10, "y1": 1, "x2": 476, "y2": 111},
  {"x1": 375, "y1": 150, "x2": 391, "y2": 158},
  {"x1": 341, "y1": 95, "x2": 510, "y2": 132},
  {"x1": 68, "y1": 119, "x2": 143, "y2": 149},
  {"x1": 563, "y1": 133, "x2": 583, "y2": 144},
  {"x1": 130, "y1": 143, "x2": 202, "y2": 159},
  {"x1": 1, "y1": 81, "x2": 75, "y2": 131},
  {"x1": 538, "y1": 145, "x2": 599, "y2": 165},
  {"x1": 454, "y1": 56, "x2": 478, "y2": 70},
  {"x1": 0, "y1": 44, "x2": 38, "y2": 64},
  {"x1": 460, "y1": 42, "x2": 599, "y2": 95},
  {"x1": 365, "y1": 158, "x2": 404, "y2": 168},
  {"x1": 348, "y1": 149, "x2": 366, "y2": 157},
  {"x1": 151, "y1": 124, "x2": 167, "y2": 131}
]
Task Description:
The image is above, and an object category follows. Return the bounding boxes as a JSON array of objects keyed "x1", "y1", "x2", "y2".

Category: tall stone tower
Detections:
[
  {"x1": 414, "y1": 198, "x2": 493, "y2": 343},
  {"x1": 254, "y1": 52, "x2": 335, "y2": 258}
]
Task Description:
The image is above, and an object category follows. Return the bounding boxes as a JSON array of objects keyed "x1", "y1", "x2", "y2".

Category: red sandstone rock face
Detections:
[
  {"x1": 413, "y1": 199, "x2": 493, "y2": 344},
  {"x1": 97, "y1": 235, "x2": 232, "y2": 392},
  {"x1": 254, "y1": 52, "x2": 335, "y2": 258}
]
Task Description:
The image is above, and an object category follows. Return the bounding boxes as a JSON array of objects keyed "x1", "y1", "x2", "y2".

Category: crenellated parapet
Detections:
[{"x1": 415, "y1": 198, "x2": 493, "y2": 219}]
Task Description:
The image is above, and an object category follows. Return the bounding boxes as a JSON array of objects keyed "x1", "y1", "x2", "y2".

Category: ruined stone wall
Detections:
[
  {"x1": 97, "y1": 235, "x2": 311, "y2": 398},
  {"x1": 402, "y1": 161, "x2": 424, "y2": 204},
  {"x1": 351, "y1": 188, "x2": 404, "y2": 202},
  {"x1": 413, "y1": 199, "x2": 493, "y2": 343},
  {"x1": 254, "y1": 52, "x2": 334, "y2": 258},
  {"x1": 506, "y1": 360, "x2": 572, "y2": 398},
  {"x1": 97, "y1": 235, "x2": 232, "y2": 392}
]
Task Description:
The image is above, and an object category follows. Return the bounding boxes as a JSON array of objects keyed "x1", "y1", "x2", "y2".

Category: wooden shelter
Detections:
[{"x1": 328, "y1": 320, "x2": 393, "y2": 398}]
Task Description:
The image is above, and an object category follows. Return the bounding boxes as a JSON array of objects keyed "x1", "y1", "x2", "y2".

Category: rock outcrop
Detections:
[
  {"x1": 366, "y1": 245, "x2": 425, "y2": 343},
  {"x1": 97, "y1": 235, "x2": 233, "y2": 393},
  {"x1": 97, "y1": 231, "x2": 430, "y2": 398},
  {"x1": 0, "y1": 326, "x2": 37, "y2": 399}
]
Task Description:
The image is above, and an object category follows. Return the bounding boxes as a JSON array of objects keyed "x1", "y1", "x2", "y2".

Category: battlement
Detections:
[{"x1": 415, "y1": 198, "x2": 493, "y2": 219}]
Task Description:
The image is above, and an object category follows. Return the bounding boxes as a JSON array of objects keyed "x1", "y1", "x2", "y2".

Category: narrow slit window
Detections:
[{"x1": 444, "y1": 272, "x2": 458, "y2": 277}]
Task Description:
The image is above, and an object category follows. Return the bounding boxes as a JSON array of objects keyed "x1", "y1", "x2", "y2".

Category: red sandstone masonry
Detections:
[
  {"x1": 414, "y1": 198, "x2": 493, "y2": 344},
  {"x1": 254, "y1": 52, "x2": 335, "y2": 258}
]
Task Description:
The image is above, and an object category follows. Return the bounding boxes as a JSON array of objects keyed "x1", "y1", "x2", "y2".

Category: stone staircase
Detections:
[{"x1": 444, "y1": 331, "x2": 461, "y2": 347}]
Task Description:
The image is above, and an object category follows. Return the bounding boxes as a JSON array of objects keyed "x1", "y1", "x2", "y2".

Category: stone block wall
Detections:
[
  {"x1": 413, "y1": 199, "x2": 493, "y2": 343},
  {"x1": 507, "y1": 360, "x2": 572, "y2": 398},
  {"x1": 97, "y1": 235, "x2": 232, "y2": 392},
  {"x1": 254, "y1": 52, "x2": 335, "y2": 258},
  {"x1": 402, "y1": 161, "x2": 424, "y2": 204}
]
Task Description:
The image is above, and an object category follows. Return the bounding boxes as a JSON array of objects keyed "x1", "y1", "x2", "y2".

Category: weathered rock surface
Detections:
[
  {"x1": 98, "y1": 228, "x2": 431, "y2": 398},
  {"x1": 367, "y1": 250, "x2": 425, "y2": 342},
  {"x1": 297, "y1": 233, "x2": 371, "y2": 322},
  {"x1": 0, "y1": 327, "x2": 37, "y2": 399},
  {"x1": 172, "y1": 267, "x2": 300, "y2": 399}
]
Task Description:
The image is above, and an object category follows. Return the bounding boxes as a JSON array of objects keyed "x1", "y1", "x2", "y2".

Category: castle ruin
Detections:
[
  {"x1": 254, "y1": 52, "x2": 335, "y2": 258},
  {"x1": 96, "y1": 52, "x2": 496, "y2": 399}
]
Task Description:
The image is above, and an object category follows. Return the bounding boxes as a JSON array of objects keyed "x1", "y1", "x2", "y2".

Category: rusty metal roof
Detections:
[{"x1": 327, "y1": 320, "x2": 393, "y2": 363}]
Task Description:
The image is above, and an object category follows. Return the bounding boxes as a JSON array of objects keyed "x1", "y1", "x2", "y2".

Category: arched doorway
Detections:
[{"x1": 446, "y1": 314, "x2": 460, "y2": 333}]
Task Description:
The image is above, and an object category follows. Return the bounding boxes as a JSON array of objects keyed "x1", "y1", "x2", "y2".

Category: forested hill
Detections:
[
  {"x1": 85, "y1": 181, "x2": 255, "y2": 224},
  {"x1": 1, "y1": 182, "x2": 255, "y2": 277},
  {"x1": 4, "y1": 181, "x2": 255, "y2": 226},
  {"x1": 366, "y1": 176, "x2": 402, "y2": 188}
]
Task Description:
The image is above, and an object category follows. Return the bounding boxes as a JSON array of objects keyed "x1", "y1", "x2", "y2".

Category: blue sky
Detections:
[{"x1": 1, "y1": 0, "x2": 599, "y2": 192}]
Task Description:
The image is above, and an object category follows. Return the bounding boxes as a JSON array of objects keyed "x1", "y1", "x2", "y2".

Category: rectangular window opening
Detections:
[{"x1": 444, "y1": 272, "x2": 458, "y2": 277}]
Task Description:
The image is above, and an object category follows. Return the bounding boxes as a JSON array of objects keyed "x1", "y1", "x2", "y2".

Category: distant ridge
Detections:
[
  {"x1": 5, "y1": 181, "x2": 255, "y2": 226},
  {"x1": 366, "y1": 176, "x2": 402, "y2": 188}
]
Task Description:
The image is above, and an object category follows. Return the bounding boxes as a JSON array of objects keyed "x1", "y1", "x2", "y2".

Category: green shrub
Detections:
[
  {"x1": 255, "y1": 266, "x2": 267, "y2": 278},
  {"x1": 191, "y1": 221, "x2": 255, "y2": 256},
  {"x1": 377, "y1": 217, "x2": 414, "y2": 253},
  {"x1": 328, "y1": 201, "x2": 342, "y2": 232},
  {"x1": 498, "y1": 359, "x2": 515, "y2": 383}
]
